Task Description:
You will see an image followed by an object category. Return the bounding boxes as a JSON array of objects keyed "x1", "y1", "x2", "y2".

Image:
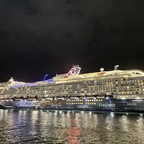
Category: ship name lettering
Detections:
[
  {"x1": 127, "y1": 103, "x2": 137, "y2": 106},
  {"x1": 99, "y1": 103, "x2": 115, "y2": 107}
]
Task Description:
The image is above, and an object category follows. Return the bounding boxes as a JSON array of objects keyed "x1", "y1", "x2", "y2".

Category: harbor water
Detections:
[{"x1": 0, "y1": 110, "x2": 144, "y2": 144}]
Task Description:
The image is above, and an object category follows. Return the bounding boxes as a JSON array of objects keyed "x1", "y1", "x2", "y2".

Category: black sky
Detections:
[{"x1": 0, "y1": 0, "x2": 144, "y2": 82}]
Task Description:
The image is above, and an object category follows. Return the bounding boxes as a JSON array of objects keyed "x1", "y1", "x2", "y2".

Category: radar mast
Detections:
[{"x1": 114, "y1": 65, "x2": 119, "y2": 70}]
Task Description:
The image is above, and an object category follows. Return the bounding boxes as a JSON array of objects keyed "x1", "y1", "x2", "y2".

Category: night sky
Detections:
[{"x1": 0, "y1": 0, "x2": 144, "y2": 82}]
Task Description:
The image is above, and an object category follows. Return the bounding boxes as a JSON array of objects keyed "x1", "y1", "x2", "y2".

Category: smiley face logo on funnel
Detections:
[{"x1": 68, "y1": 66, "x2": 81, "y2": 76}]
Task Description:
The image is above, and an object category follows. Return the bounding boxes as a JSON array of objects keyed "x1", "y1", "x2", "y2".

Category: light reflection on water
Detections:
[{"x1": 0, "y1": 110, "x2": 144, "y2": 144}]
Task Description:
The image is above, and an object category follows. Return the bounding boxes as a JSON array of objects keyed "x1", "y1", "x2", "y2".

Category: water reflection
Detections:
[
  {"x1": 0, "y1": 110, "x2": 144, "y2": 144},
  {"x1": 119, "y1": 115, "x2": 130, "y2": 132},
  {"x1": 105, "y1": 113, "x2": 114, "y2": 131}
]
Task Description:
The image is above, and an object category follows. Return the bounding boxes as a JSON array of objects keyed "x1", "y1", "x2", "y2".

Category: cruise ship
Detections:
[{"x1": 0, "y1": 65, "x2": 144, "y2": 112}]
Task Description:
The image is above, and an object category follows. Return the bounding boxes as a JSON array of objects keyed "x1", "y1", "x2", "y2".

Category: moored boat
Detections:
[{"x1": 0, "y1": 65, "x2": 144, "y2": 112}]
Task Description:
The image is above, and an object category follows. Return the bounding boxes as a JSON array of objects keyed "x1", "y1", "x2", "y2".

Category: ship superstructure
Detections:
[{"x1": 0, "y1": 65, "x2": 144, "y2": 112}]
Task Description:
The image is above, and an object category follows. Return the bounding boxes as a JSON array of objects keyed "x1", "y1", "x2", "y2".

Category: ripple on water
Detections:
[{"x1": 0, "y1": 110, "x2": 144, "y2": 144}]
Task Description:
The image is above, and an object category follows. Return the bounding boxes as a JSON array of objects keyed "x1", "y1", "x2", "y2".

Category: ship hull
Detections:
[{"x1": 1, "y1": 98, "x2": 144, "y2": 113}]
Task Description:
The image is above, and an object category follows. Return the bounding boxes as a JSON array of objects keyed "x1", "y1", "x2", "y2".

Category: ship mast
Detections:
[{"x1": 114, "y1": 65, "x2": 119, "y2": 70}]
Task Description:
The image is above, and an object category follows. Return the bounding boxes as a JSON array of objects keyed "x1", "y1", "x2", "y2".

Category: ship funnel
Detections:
[{"x1": 68, "y1": 65, "x2": 81, "y2": 76}]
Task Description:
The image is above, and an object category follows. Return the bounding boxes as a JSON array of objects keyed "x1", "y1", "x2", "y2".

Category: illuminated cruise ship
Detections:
[{"x1": 0, "y1": 65, "x2": 144, "y2": 112}]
